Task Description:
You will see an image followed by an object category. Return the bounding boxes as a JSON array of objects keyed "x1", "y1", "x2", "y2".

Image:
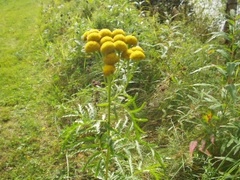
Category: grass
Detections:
[
  {"x1": 0, "y1": 0, "x2": 239, "y2": 179},
  {"x1": 0, "y1": 0, "x2": 62, "y2": 179}
]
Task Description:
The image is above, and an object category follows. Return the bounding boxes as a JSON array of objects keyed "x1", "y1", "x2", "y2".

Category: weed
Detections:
[{"x1": 59, "y1": 28, "x2": 166, "y2": 179}]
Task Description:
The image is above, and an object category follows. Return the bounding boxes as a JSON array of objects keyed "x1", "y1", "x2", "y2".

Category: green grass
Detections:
[
  {"x1": 0, "y1": 0, "x2": 62, "y2": 179},
  {"x1": 1, "y1": 0, "x2": 239, "y2": 179}
]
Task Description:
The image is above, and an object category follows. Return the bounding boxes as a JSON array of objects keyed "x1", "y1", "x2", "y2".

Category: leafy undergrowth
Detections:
[{"x1": 1, "y1": 0, "x2": 239, "y2": 179}]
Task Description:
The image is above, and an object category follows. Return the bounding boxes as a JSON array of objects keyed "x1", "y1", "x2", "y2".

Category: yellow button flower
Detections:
[
  {"x1": 131, "y1": 46, "x2": 144, "y2": 53},
  {"x1": 112, "y1": 29, "x2": 125, "y2": 37},
  {"x1": 121, "y1": 49, "x2": 133, "y2": 60},
  {"x1": 89, "y1": 29, "x2": 99, "y2": 32},
  {"x1": 103, "y1": 65, "x2": 116, "y2": 76},
  {"x1": 82, "y1": 29, "x2": 99, "y2": 41},
  {"x1": 84, "y1": 41, "x2": 100, "y2": 53},
  {"x1": 103, "y1": 52, "x2": 119, "y2": 65},
  {"x1": 114, "y1": 40, "x2": 128, "y2": 52},
  {"x1": 113, "y1": 34, "x2": 126, "y2": 42},
  {"x1": 130, "y1": 50, "x2": 145, "y2": 60},
  {"x1": 100, "y1": 41, "x2": 115, "y2": 54},
  {"x1": 99, "y1": 28, "x2": 112, "y2": 38},
  {"x1": 100, "y1": 36, "x2": 113, "y2": 45},
  {"x1": 87, "y1": 32, "x2": 101, "y2": 42},
  {"x1": 125, "y1": 35, "x2": 138, "y2": 46}
]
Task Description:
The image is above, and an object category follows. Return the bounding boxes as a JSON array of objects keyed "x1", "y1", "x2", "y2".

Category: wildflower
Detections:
[
  {"x1": 130, "y1": 50, "x2": 145, "y2": 60},
  {"x1": 84, "y1": 41, "x2": 100, "y2": 53},
  {"x1": 113, "y1": 34, "x2": 126, "y2": 42},
  {"x1": 112, "y1": 29, "x2": 125, "y2": 37},
  {"x1": 99, "y1": 28, "x2": 112, "y2": 38},
  {"x1": 100, "y1": 36, "x2": 113, "y2": 45},
  {"x1": 103, "y1": 65, "x2": 116, "y2": 76},
  {"x1": 82, "y1": 29, "x2": 99, "y2": 41},
  {"x1": 100, "y1": 41, "x2": 115, "y2": 54},
  {"x1": 131, "y1": 46, "x2": 144, "y2": 53},
  {"x1": 121, "y1": 49, "x2": 133, "y2": 60},
  {"x1": 202, "y1": 111, "x2": 213, "y2": 124},
  {"x1": 125, "y1": 35, "x2": 138, "y2": 46},
  {"x1": 88, "y1": 29, "x2": 99, "y2": 33},
  {"x1": 114, "y1": 40, "x2": 128, "y2": 52},
  {"x1": 103, "y1": 52, "x2": 119, "y2": 65},
  {"x1": 87, "y1": 32, "x2": 101, "y2": 42}
]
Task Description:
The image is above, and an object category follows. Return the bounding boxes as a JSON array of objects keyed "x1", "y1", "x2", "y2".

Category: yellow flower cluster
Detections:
[{"x1": 82, "y1": 28, "x2": 145, "y2": 76}]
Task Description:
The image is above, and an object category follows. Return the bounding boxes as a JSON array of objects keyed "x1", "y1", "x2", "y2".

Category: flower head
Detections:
[
  {"x1": 84, "y1": 41, "x2": 100, "y2": 53},
  {"x1": 130, "y1": 50, "x2": 145, "y2": 60},
  {"x1": 121, "y1": 49, "x2": 133, "y2": 60},
  {"x1": 82, "y1": 28, "x2": 145, "y2": 76},
  {"x1": 113, "y1": 34, "x2": 126, "y2": 42},
  {"x1": 99, "y1": 28, "x2": 112, "y2": 38},
  {"x1": 125, "y1": 35, "x2": 138, "y2": 46},
  {"x1": 88, "y1": 29, "x2": 99, "y2": 33},
  {"x1": 82, "y1": 29, "x2": 99, "y2": 41},
  {"x1": 103, "y1": 52, "x2": 119, "y2": 65},
  {"x1": 87, "y1": 32, "x2": 101, "y2": 42},
  {"x1": 100, "y1": 41, "x2": 115, "y2": 54},
  {"x1": 131, "y1": 46, "x2": 144, "y2": 53},
  {"x1": 100, "y1": 36, "x2": 113, "y2": 45},
  {"x1": 103, "y1": 65, "x2": 116, "y2": 76},
  {"x1": 114, "y1": 40, "x2": 128, "y2": 52},
  {"x1": 112, "y1": 29, "x2": 125, "y2": 37},
  {"x1": 202, "y1": 111, "x2": 213, "y2": 124}
]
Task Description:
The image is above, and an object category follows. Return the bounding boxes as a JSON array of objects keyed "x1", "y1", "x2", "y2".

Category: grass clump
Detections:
[{"x1": 1, "y1": 0, "x2": 239, "y2": 179}]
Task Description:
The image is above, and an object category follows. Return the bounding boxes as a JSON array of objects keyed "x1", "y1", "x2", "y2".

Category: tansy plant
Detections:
[
  {"x1": 67, "y1": 28, "x2": 166, "y2": 179},
  {"x1": 82, "y1": 28, "x2": 145, "y2": 76}
]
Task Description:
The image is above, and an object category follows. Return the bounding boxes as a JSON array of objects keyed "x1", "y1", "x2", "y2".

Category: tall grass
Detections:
[{"x1": 40, "y1": 0, "x2": 240, "y2": 179}]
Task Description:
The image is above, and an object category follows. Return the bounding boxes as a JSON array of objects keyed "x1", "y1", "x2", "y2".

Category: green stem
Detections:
[{"x1": 105, "y1": 76, "x2": 112, "y2": 180}]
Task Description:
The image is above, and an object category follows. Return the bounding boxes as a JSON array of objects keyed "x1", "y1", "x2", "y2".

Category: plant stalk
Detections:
[{"x1": 105, "y1": 76, "x2": 112, "y2": 180}]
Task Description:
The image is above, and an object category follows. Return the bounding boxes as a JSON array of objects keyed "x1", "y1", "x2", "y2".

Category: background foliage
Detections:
[{"x1": 1, "y1": 0, "x2": 239, "y2": 179}]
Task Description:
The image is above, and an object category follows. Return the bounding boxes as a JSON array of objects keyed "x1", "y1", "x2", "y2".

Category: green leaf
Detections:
[
  {"x1": 95, "y1": 159, "x2": 103, "y2": 177},
  {"x1": 215, "y1": 156, "x2": 236, "y2": 163},
  {"x1": 113, "y1": 157, "x2": 124, "y2": 174},
  {"x1": 225, "y1": 84, "x2": 237, "y2": 102},
  {"x1": 226, "y1": 62, "x2": 237, "y2": 76},
  {"x1": 207, "y1": 32, "x2": 229, "y2": 42},
  {"x1": 227, "y1": 138, "x2": 234, "y2": 148},
  {"x1": 82, "y1": 151, "x2": 102, "y2": 172},
  {"x1": 233, "y1": 144, "x2": 240, "y2": 155},
  {"x1": 97, "y1": 103, "x2": 109, "y2": 107},
  {"x1": 135, "y1": 140, "x2": 143, "y2": 160},
  {"x1": 216, "y1": 49, "x2": 230, "y2": 60},
  {"x1": 135, "y1": 118, "x2": 148, "y2": 122},
  {"x1": 190, "y1": 64, "x2": 226, "y2": 75},
  {"x1": 129, "y1": 102, "x2": 146, "y2": 114}
]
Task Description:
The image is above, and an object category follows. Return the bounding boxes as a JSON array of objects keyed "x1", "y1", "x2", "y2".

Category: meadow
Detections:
[{"x1": 0, "y1": 0, "x2": 239, "y2": 179}]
